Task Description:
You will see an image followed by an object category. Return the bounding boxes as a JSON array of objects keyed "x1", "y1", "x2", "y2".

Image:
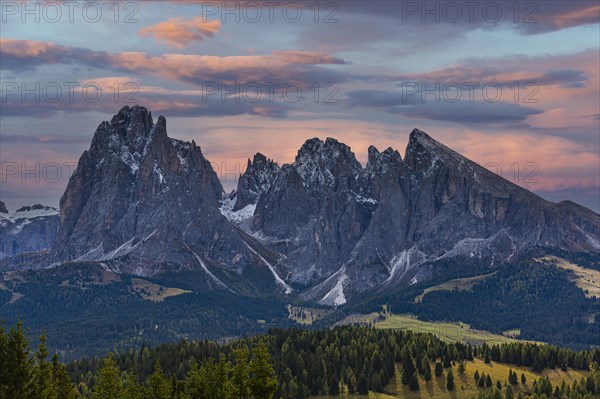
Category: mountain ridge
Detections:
[{"x1": 1, "y1": 106, "x2": 599, "y2": 307}]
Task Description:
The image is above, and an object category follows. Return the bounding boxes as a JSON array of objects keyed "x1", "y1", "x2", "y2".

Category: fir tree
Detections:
[
  {"x1": 148, "y1": 360, "x2": 171, "y2": 399},
  {"x1": 446, "y1": 369, "x2": 455, "y2": 391},
  {"x1": 232, "y1": 345, "x2": 251, "y2": 399},
  {"x1": 34, "y1": 331, "x2": 52, "y2": 399},
  {"x1": 401, "y1": 352, "x2": 416, "y2": 384},
  {"x1": 94, "y1": 353, "x2": 123, "y2": 399},
  {"x1": 434, "y1": 361, "x2": 444, "y2": 377},
  {"x1": 249, "y1": 341, "x2": 278, "y2": 399},
  {"x1": 123, "y1": 369, "x2": 145, "y2": 399},
  {"x1": 409, "y1": 372, "x2": 419, "y2": 391}
]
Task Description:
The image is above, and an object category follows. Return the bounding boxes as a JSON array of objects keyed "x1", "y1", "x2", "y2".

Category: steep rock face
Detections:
[
  {"x1": 4, "y1": 110, "x2": 599, "y2": 306},
  {"x1": 233, "y1": 153, "x2": 279, "y2": 211},
  {"x1": 0, "y1": 205, "x2": 60, "y2": 259},
  {"x1": 250, "y1": 138, "x2": 373, "y2": 283},
  {"x1": 0, "y1": 202, "x2": 7, "y2": 214},
  {"x1": 403, "y1": 129, "x2": 599, "y2": 259},
  {"x1": 52, "y1": 106, "x2": 261, "y2": 282},
  {"x1": 234, "y1": 129, "x2": 600, "y2": 305}
]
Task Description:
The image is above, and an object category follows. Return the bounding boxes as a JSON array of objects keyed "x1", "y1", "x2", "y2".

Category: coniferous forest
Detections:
[{"x1": 2, "y1": 321, "x2": 600, "y2": 399}]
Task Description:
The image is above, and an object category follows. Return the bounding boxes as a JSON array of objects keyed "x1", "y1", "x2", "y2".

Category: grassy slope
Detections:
[
  {"x1": 535, "y1": 256, "x2": 600, "y2": 298},
  {"x1": 351, "y1": 313, "x2": 535, "y2": 345},
  {"x1": 130, "y1": 278, "x2": 191, "y2": 302},
  {"x1": 414, "y1": 272, "x2": 497, "y2": 303},
  {"x1": 288, "y1": 305, "x2": 334, "y2": 325},
  {"x1": 315, "y1": 359, "x2": 589, "y2": 398}
]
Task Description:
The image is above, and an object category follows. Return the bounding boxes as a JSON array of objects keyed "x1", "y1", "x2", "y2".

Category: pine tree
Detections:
[
  {"x1": 486, "y1": 375, "x2": 493, "y2": 388},
  {"x1": 521, "y1": 373, "x2": 526, "y2": 384},
  {"x1": 446, "y1": 369, "x2": 454, "y2": 391},
  {"x1": 347, "y1": 369, "x2": 357, "y2": 393},
  {"x1": 401, "y1": 352, "x2": 416, "y2": 385},
  {"x1": 509, "y1": 370, "x2": 518, "y2": 385},
  {"x1": 51, "y1": 354, "x2": 77, "y2": 399},
  {"x1": 184, "y1": 360, "x2": 204, "y2": 399},
  {"x1": 484, "y1": 350, "x2": 491, "y2": 364},
  {"x1": 478, "y1": 374, "x2": 486, "y2": 387},
  {"x1": 443, "y1": 354, "x2": 451, "y2": 368},
  {"x1": 424, "y1": 368, "x2": 432, "y2": 382},
  {"x1": 216, "y1": 354, "x2": 233, "y2": 399},
  {"x1": 4, "y1": 321, "x2": 34, "y2": 399},
  {"x1": 420, "y1": 355, "x2": 431, "y2": 376},
  {"x1": 329, "y1": 374, "x2": 339, "y2": 395},
  {"x1": 34, "y1": 331, "x2": 52, "y2": 399},
  {"x1": 435, "y1": 361, "x2": 444, "y2": 377},
  {"x1": 123, "y1": 369, "x2": 145, "y2": 399},
  {"x1": 249, "y1": 341, "x2": 278, "y2": 399},
  {"x1": 148, "y1": 360, "x2": 171, "y2": 399},
  {"x1": 94, "y1": 353, "x2": 123, "y2": 399},
  {"x1": 357, "y1": 374, "x2": 368, "y2": 394},
  {"x1": 232, "y1": 345, "x2": 251, "y2": 399},
  {"x1": 409, "y1": 373, "x2": 420, "y2": 391},
  {"x1": 474, "y1": 370, "x2": 480, "y2": 382}
]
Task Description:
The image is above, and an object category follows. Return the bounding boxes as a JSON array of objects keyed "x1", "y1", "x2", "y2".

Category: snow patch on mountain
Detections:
[
  {"x1": 320, "y1": 272, "x2": 348, "y2": 306},
  {"x1": 220, "y1": 195, "x2": 256, "y2": 224},
  {"x1": 385, "y1": 247, "x2": 426, "y2": 284},
  {"x1": 0, "y1": 206, "x2": 58, "y2": 224}
]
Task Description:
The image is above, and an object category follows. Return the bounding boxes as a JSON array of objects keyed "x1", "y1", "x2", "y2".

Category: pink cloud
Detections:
[
  {"x1": 139, "y1": 17, "x2": 221, "y2": 48},
  {"x1": 0, "y1": 39, "x2": 348, "y2": 86},
  {"x1": 546, "y1": 3, "x2": 600, "y2": 30}
]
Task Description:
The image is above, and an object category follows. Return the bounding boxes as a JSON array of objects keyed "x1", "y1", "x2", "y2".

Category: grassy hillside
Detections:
[
  {"x1": 535, "y1": 256, "x2": 600, "y2": 298},
  {"x1": 288, "y1": 305, "x2": 334, "y2": 325},
  {"x1": 414, "y1": 272, "x2": 497, "y2": 303},
  {"x1": 375, "y1": 314, "x2": 536, "y2": 346},
  {"x1": 315, "y1": 358, "x2": 590, "y2": 398},
  {"x1": 336, "y1": 311, "x2": 534, "y2": 346}
]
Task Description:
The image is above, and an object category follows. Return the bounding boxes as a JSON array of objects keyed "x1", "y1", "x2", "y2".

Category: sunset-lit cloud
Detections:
[
  {"x1": 139, "y1": 17, "x2": 221, "y2": 48},
  {"x1": 0, "y1": 2, "x2": 598, "y2": 212}
]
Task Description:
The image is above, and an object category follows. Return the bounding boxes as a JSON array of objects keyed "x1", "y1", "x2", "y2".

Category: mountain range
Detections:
[{"x1": 2, "y1": 105, "x2": 599, "y2": 306}]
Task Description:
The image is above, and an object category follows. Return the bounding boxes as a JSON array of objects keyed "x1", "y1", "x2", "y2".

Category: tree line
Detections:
[
  {"x1": 1, "y1": 321, "x2": 277, "y2": 399},
  {"x1": 3, "y1": 320, "x2": 600, "y2": 398}
]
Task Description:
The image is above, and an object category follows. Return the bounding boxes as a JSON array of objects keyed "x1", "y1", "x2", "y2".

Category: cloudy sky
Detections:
[{"x1": 1, "y1": 1, "x2": 599, "y2": 211}]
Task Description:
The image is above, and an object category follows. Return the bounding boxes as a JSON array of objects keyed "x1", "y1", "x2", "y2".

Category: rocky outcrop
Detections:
[
  {"x1": 48, "y1": 106, "x2": 290, "y2": 293},
  {"x1": 3, "y1": 107, "x2": 599, "y2": 306},
  {"x1": 232, "y1": 129, "x2": 600, "y2": 305},
  {"x1": 233, "y1": 153, "x2": 279, "y2": 211},
  {"x1": 248, "y1": 137, "x2": 371, "y2": 283},
  {"x1": 0, "y1": 201, "x2": 8, "y2": 214}
]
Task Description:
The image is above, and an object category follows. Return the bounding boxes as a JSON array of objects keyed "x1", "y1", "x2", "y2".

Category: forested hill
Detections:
[{"x1": 2, "y1": 321, "x2": 600, "y2": 398}]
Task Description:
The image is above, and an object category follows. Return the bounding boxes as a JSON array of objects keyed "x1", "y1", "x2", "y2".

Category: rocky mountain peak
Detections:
[
  {"x1": 0, "y1": 201, "x2": 7, "y2": 214},
  {"x1": 294, "y1": 137, "x2": 361, "y2": 192},
  {"x1": 404, "y1": 128, "x2": 466, "y2": 173},
  {"x1": 366, "y1": 145, "x2": 402, "y2": 174},
  {"x1": 99, "y1": 105, "x2": 154, "y2": 154},
  {"x1": 233, "y1": 152, "x2": 280, "y2": 211},
  {"x1": 53, "y1": 107, "x2": 233, "y2": 273},
  {"x1": 4, "y1": 113, "x2": 599, "y2": 306},
  {"x1": 252, "y1": 152, "x2": 268, "y2": 166}
]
